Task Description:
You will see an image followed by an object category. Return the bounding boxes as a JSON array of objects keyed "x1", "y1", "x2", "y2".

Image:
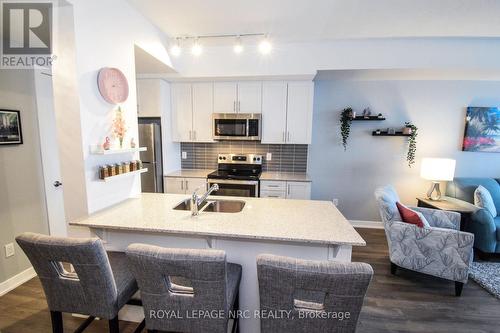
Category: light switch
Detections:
[
  {"x1": 266, "y1": 153, "x2": 272, "y2": 161},
  {"x1": 5, "y1": 243, "x2": 14, "y2": 258},
  {"x1": 182, "y1": 151, "x2": 187, "y2": 159}
]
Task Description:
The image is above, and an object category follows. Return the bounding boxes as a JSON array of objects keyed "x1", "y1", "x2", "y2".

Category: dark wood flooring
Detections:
[{"x1": 0, "y1": 228, "x2": 498, "y2": 333}]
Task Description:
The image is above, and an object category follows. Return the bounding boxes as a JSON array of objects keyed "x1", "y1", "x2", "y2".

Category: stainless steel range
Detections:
[{"x1": 207, "y1": 153, "x2": 263, "y2": 197}]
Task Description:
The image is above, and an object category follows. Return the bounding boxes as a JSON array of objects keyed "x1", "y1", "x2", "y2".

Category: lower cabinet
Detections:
[
  {"x1": 260, "y1": 180, "x2": 311, "y2": 200},
  {"x1": 164, "y1": 177, "x2": 207, "y2": 194}
]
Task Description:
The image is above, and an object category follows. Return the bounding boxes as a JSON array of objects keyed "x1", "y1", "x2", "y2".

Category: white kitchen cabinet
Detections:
[
  {"x1": 192, "y1": 82, "x2": 214, "y2": 142},
  {"x1": 214, "y1": 81, "x2": 262, "y2": 113},
  {"x1": 214, "y1": 82, "x2": 237, "y2": 113},
  {"x1": 171, "y1": 83, "x2": 214, "y2": 142},
  {"x1": 260, "y1": 180, "x2": 311, "y2": 200},
  {"x1": 165, "y1": 176, "x2": 207, "y2": 194},
  {"x1": 171, "y1": 83, "x2": 192, "y2": 142},
  {"x1": 164, "y1": 177, "x2": 186, "y2": 194},
  {"x1": 286, "y1": 81, "x2": 314, "y2": 144},
  {"x1": 261, "y1": 81, "x2": 288, "y2": 143},
  {"x1": 137, "y1": 79, "x2": 161, "y2": 117},
  {"x1": 184, "y1": 177, "x2": 207, "y2": 193},
  {"x1": 237, "y1": 82, "x2": 262, "y2": 113},
  {"x1": 261, "y1": 80, "x2": 314, "y2": 144},
  {"x1": 286, "y1": 181, "x2": 312, "y2": 200}
]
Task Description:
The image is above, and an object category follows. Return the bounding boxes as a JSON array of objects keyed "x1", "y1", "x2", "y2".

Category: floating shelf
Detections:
[
  {"x1": 350, "y1": 116, "x2": 386, "y2": 121},
  {"x1": 372, "y1": 131, "x2": 411, "y2": 137},
  {"x1": 99, "y1": 168, "x2": 148, "y2": 182},
  {"x1": 90, "y1": 146, "x2": 147, "y2": 155}
]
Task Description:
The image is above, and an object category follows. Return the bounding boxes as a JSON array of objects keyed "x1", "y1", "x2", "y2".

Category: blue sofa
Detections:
[{"x1": 446, "y1": 178, "x2": 500, "y2": 254}]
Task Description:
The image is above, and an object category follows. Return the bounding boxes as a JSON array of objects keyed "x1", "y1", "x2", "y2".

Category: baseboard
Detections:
[
  {"x1": 0, "y1": 267, "x2": 37, "y2": 297},
  {"x1": 349, "y1": 220, "x2": 384, "y2": 229}
]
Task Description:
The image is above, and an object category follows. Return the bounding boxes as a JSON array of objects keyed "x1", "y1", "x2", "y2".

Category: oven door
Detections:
[{"x1": 207, "y1": 179, "x2": 259, "y2": 197}]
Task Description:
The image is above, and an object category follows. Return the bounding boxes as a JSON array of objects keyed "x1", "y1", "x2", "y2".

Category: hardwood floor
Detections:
[
  {"x1": 354, "y1": 228, "x2": 499, "y2": 333},
  {"x1": 0, "y1": 228, "x2": 498, "y2": 332}
]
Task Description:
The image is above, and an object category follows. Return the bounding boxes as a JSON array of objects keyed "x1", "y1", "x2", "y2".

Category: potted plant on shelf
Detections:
[
  {"x1": 340, "y1": 107, "x2": 353, "y2": 151},
  {"x1": 405, "y1": 122, "x2": 418, "y2": 167}
]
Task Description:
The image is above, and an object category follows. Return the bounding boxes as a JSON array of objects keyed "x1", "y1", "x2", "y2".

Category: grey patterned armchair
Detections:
[{"x1": 374, "y1": 185, "x2": 474, "y2": 296}]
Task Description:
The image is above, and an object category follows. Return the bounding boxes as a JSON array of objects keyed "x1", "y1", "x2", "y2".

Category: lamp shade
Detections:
[{"x1": 420, "y1": 158, "x2": 456, "y2": 181}]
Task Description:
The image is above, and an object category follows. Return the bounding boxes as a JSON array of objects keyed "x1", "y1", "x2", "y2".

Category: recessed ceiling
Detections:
[{"x1": 127, "y1": 0, "x2": 500, "y2": 42}]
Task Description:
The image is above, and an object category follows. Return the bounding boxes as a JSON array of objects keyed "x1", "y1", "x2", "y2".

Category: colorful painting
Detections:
[
  {"x1": 463, "y1": 107, "x2": 500, "y2": 153},
  {"x1": 0, "y1": 110, "x2": 23, "y2": 145}
]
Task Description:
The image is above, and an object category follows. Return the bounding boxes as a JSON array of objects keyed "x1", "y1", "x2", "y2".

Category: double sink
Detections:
[{"x1": 173, "y1": 198, "x2": 245, "y2": 213}]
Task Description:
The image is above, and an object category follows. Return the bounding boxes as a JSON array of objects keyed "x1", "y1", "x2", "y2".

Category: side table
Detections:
[{"x1": 416, "y1": 196, "x2": 478, "y2": 231}]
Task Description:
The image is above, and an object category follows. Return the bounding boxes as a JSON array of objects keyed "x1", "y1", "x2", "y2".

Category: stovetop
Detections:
[
  {"x1": 207, "y1": 170, "x2": 261, "y2": 181},
  {"x1": 207, "y1": 153, "x2": 263, "y2": 181}
]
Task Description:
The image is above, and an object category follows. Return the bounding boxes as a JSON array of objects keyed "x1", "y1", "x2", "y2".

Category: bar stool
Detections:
[
  {"x1": 16, "y1": 232, "x2": 143, "y2": 333},
  {"x1": 126, "y1": 244, "x2": 241, "y2": 333},
  {"x1": 257, "y1": 254, "x2": 373, "y2": 333}
]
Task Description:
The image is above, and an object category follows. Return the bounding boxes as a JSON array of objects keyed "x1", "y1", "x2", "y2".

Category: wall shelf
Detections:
[
  {"x1": 90, "y1": 146, "x2": 147, "y2": 155},
  {"x1": 99, "y1": 168, "x2": 148, "y2": 182},
  {"x1": 372, "y1": 131, "x2": 411, "y2": 137},
  {"x1": 350, "y1": 116, "x2": 386, "y2": 121}
]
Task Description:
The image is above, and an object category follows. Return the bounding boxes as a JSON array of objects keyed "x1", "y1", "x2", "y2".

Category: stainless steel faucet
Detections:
[{"x1": 191, "y1": 184, "x2": 219, "y2": 216}]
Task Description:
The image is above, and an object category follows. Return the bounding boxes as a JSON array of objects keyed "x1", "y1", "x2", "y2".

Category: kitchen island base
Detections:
[{"x1": 91, "y1": 228, "x2": 352, "y2": 333}]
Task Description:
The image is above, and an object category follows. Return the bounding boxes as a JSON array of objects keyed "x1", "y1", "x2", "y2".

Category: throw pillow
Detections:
[
  {"x1": 474, "y1": 185, "x2": 497, "y2": 217},
  {"x1": 396, "y1": 202, "x2": 430, "y2": 228}
]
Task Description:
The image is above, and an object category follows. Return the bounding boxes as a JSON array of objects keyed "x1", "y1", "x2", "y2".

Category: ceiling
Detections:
[{"x1": 127, "y1": 0, "x2": 500, "y2": 43}]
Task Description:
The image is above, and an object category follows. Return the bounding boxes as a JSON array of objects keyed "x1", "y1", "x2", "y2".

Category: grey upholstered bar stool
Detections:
[
  {"x1": 16, "y1": 232, "x2": 141, "y2": 333},
  {"x1": 126, "y1": 244, "x2": 242, "y2": 333},
  {"x1": 257, "y1": 254, "x2": 373, "y2": 333}
]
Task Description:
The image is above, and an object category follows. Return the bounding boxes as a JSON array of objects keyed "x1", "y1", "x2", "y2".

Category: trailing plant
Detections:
[
  {"x1": 340, "y1": 107, "x2": 353, "y2": 151},
  {"x1": 405, "y1": 122, "x2": 418, "y2": 167}
]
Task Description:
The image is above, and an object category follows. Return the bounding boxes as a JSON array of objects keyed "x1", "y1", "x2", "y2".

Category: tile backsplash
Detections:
[{"x1": 180, "y1": 142, "x2": 308, "y2": 173}]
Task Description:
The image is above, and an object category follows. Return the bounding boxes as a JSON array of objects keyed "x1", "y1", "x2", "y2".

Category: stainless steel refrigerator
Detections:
[{"x1": 138, "y1": 119, "x2": 163, "y2": 193}]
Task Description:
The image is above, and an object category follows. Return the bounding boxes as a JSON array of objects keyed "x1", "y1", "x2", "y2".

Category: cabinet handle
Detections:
[
  {"x1": 287, "y1": 184, "x2": 290, "y2": 196},
  {"x1": 238, "y1": 101, "x2": 241, "y2": 113},
  {"x1": 267, "y1": 185, "x2": 279, "y2": 188},
  {"x1": 233, "y1": 101, "x2": 236, "y2": 112},
  {"x1": 185, "y1": 180, "x2": 188, "y2": 189},
  {"x1": 287, "y1": 131, "x2": 291, "y2": 142},
  {"x1": 181, "y1": 179, "x2": 184, "y2": 190}
]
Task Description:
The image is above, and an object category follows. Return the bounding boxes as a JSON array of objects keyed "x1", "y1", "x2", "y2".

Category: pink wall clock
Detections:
[{"x1": 97, "y1": 67, "x2": 129, "y2": 104}]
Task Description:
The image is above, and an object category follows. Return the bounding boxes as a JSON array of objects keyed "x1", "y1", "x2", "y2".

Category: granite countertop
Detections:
[
  {"x1": 71, "y1": 193, "x2": 365, "y2": 246},
  {"x1": 165, "y1": 169, "x2": 214, "y2": 178},
  {"x1": 260, "y1": 172, "x2": 311, "y2": 182}
]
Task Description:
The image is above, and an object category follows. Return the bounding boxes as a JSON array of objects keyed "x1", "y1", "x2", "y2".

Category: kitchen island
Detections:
[{"x1": 70, "y1": 193, "x2": 365, "y2": 333}]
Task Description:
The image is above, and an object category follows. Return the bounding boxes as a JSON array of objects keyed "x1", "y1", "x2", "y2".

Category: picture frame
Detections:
[
  {"x1": 0, "y1": 109, "x2": 23, "y2": 145},
  {"x1": 462, "y1": 107, "x2": 499, "y2": 153}
]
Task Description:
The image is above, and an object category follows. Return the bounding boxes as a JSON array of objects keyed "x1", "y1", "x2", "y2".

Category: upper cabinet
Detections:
[
  {"x1": 171, "y1": 79, "x2": 313, "y2": 144},
  {"x1": 137, "y1": 79, "x2": 161, "y2": 117},
  {"x1": 171, "y1": 82, "x2": 214, "y2": 143},
  {"x1": 261, "y1": 80, "x2": 314, "y2": 144},
  {"x1": 214, "y1": 82, "x2": 262, "y2": 113}
]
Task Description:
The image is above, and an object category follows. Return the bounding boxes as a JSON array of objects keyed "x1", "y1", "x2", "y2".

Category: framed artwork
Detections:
[
  {"x1": 0, "y1": 109, "x2": 23, "y2": 145},
  {"x1": 462, "y1": 107, "x2": 499, "y2": 153}
]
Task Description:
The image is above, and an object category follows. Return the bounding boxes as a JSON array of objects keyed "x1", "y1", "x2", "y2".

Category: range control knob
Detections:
[
  {"x1": 256, "y1": 157, "x2": 261, "y2": 161},
  {"x1": 253, "y1": 157, "x2": 256, "y2": 161},
  {"x1": 223, "y1": 157, "x2": 226, "y2": 160},
  {"x1": 219, "y1": 156, "x2": 223, "y2": 160}
]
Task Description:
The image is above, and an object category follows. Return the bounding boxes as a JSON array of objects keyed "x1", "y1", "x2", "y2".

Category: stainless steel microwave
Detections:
[{"x1": 213, "y1": 113, "x2": 261, "y2": 141}]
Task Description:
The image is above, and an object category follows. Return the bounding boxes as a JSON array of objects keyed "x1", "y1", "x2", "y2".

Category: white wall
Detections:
[
  {"x1": 0, "y1": 70, "x2": 50, "y2": 283},
  {"x1": 68, "y1": 0, "x2": 171, "y2": 213},
  {"x1": 310, "y1": 74, "x2": 500, "y2": 221},
  {"x1": 169, "y1": 38, "x2": 500, "y2": 78}
]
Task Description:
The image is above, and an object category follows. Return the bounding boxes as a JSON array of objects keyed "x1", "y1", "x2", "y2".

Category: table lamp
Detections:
[{"x1": 420, "y1": 158, "x2": 456, "y2": 201}]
